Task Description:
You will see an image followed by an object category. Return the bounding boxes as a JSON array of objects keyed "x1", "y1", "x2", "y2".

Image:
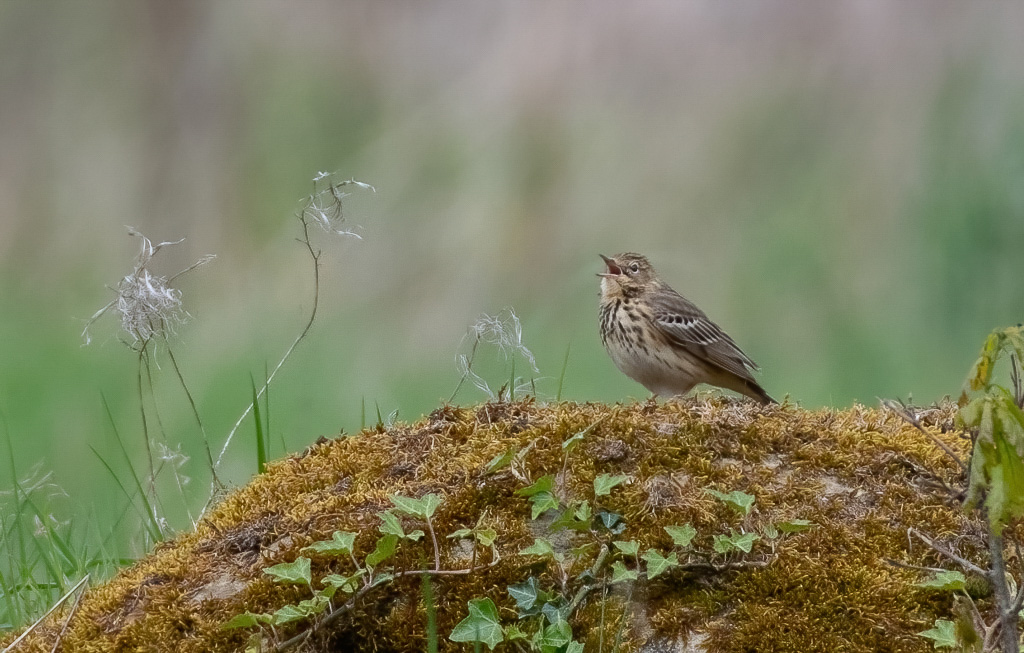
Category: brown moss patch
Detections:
[{"x1": 4, "y1": 398, "x2": 978, "y2": 652}]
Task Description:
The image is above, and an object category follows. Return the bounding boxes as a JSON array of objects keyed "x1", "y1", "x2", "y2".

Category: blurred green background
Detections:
[{"x1": 1, "y1": 2, "x2": 1023, "y2": 550}]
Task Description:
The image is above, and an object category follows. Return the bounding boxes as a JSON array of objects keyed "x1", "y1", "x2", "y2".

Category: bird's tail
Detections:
[{"x1": 742, "y1": 380, "x2": 777, "y2": 405}]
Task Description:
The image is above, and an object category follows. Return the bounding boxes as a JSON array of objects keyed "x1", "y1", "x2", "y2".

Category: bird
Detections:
[{"x1": 598, "y1": 252, "x2": 775, "y2": 404}]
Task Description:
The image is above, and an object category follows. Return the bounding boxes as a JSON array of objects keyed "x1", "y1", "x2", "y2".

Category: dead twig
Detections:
[
  {"x1": 881, "y1": 398, "x2": 968, "y2": 473},
  {"x1": 50, "y1": 577, "x2": 88, "y2": 653},
  {"x1": 4, "y1": 575, "x2": 89, "y2": 653},
  {"x1": 909, "y1": 528, "x2": 986, "y2": 576}
]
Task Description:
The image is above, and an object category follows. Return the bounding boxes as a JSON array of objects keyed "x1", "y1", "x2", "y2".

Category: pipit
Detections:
[{"x1": 598, "y1": 252, "x2": 775, "y2": 404}]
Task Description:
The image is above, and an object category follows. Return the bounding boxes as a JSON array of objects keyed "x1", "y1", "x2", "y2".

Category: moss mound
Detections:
[{"x1": 6, "y1": 398, "x2": 979, "y2": 652}]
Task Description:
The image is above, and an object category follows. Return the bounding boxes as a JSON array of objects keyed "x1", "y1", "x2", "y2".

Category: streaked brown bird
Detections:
[{"x1": 598, "y1": 252, "x2": 775, "y2": 404}]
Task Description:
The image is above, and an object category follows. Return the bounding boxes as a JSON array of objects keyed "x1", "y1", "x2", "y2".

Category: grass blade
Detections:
[
  {"x1": 556, "y1": 342, "x2": 571, "y2": 402},
  {"x1": 251, "y1": 376, "x2": 268, "y2": 474}
]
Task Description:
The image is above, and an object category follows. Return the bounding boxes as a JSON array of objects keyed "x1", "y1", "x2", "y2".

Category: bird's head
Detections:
[{"x1": 598, "y1": 252, "x2": 656, "y2": 298}]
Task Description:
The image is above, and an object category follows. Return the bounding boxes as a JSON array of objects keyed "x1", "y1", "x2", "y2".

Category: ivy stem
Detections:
[
  {"x1": 426, "y1": 516, "x2": 441, "y2": 572},
  {"x1": 568, "y1": 544, "x2": 611, "y2": 613}
]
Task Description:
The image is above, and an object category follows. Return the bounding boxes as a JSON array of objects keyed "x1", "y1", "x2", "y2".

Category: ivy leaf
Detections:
[
  {"x1": 222, "y1": 612, "x2": 270, "y2": 630},
  {"x1": 610, "y1": 561, "x2": 638, "y2": 584},
  {"x1": 613, "y1": 540, "x2": 639, "y2": 557},
  {"x1": 321, "y1": 569, "x2": 366, "y2": 595},
  {"x1": 449, "y1": 598, "x2": 504, "y2": 650},
  {"x1": 529, "y1": 491, "x2": 560, "y2": 520},
  {"x1": 551, "y1": 503, "x2": 591, "y2": 532},
  {"x1": 574, "y1": 501, "x2": 592, "y2": 522},
  {"x1": 707, "y1": 489, "x2": 755, "y2": 516},
  {"x1": 271, "y1": 596, "x2": 328, "y2": 625},
  {"x1": 263, "y1": 557, "x2": 311, "y2": 586},
  {"x1": 390, "y1": 493, "x2": 442, "y2": 519},
  {"x1": 474, "y1": 528, "x2": 497, "y2": 547},
  {"x1": 365, "y1": 533, "x2": 399, "y2": 568},
  {"x1": 541, "y1": 600, "x2": 570, "y2": 625},
  {"x1": 486, "y1": 449, "x2": 516, "y2": 473},
  {"x1": 516, "y1": 475, "x2": 555, "y2": 497},
  {"x1": 538, "y1": 618, "x2": 572, "y2": 651},
  {"x1": 565, "y1": 642, "x2": 585, "y2": 653},
  {"x1": 712, "y1": 534, "x2": 734, "y2": 554},
  {"x1": 641, "y1": 549, "x2": 679, "y2": 579},
  {"x1": 378, "y1": 511, "x2": 406, "y2": 537},
  {"x1": 918, "y1": 619, "x2": 956, "y2": 649},
  {"x1": 505, "y1": 623, "x2": 529, "y2": 640},
  {"x1": 731, "y1": 532, "x2": 759, "y2": 553},
  {"x1": 916, "y1": 570, "x2": 967, "y2": 592},
  {"x1": 777, "y1": 519, "x2": 813, "y2": 533},
  {"x1": 596, "y1": 510, "x2": 625, "y2": 534},
  {"x1": 520, "y1": 538, "x2": 561, "y2": 561},
  {"x1": 508, "y1": 577, "x2": 541, "y2": 612},
  {"x1": 302, "y1": 530, "x2": 357, "y2": 556},
  {"x1": 594, "y1": 473, "x2": 629, "y2": 496},
  {"x1": 664, "y1": 524, "x2": 697, "y2": 548}
]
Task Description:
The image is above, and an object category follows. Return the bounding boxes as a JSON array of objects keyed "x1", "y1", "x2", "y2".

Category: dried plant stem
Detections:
[
  {"x1": 448, "y1": 339, "x2": 480, "y2": 404},
  {"x1": 881, "y1": 399, "x2": 968, "y2": 473},
  {"x1": 908, "y1": 528, "x2": 986, "y2": 576},
  {"x1": 568, "y1": 544, "x2": 611, "y2": 613},
  {"x1": 426, "y1": 517, "x2": 441, "y2": 572},
  {"x1": 50, "y1": 577, "x2": 88, "y2": 653},
  {"x1": 205, "y1": 211, "x2": 322, "y2": 516},
  {"x1": 165, "y1": 345, "x2": 219, "y2": 487},
  {"x1": 141, "y1": 347, "x2": 196, "y2": 528},
  {"x1": 136, "y1": 341, "x2": 157, "y2": 496},
  {"x1": 4, "y1": 574, "x2": 89, "y2": 652}
]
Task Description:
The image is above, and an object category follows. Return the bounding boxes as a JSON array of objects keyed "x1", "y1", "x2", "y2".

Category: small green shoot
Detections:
[{"x1": 250, "y1": 375, "x2": 268, "y2": 475}]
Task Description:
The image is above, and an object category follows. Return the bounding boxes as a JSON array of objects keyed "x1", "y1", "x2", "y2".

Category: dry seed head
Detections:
[
  {"x1": 302, "y1": 173, "x2": 375, "y2": 238},
  {"x1": 82, "y1": 228, "x2": 214, "y2": 346},
  {"x1": 467, "y1": 308, "x2": 538, "y2": 372}
]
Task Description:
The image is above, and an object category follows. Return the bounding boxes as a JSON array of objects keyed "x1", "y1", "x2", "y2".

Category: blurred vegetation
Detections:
[{"x1": 0, "y1": 1, "x2": 1023, "y2": 628}]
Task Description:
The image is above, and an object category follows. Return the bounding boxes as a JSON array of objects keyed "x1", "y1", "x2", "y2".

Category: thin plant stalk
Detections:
[
  {"x1": 165, "y1": 345, "x2": 218, "y2": 486},
  {"x1": 209, "y1": 203, "x2": 322, "y2": 491},
  {"x1": 141, "y1": 346, "x2": 195, "y2": 528},
  {"x1": 2, "y1": 574, "x2": 89, "y2": 653},
  {"x1": 135, "y1": 341, "x2": 157, "y2": 497},
  {"x1": 99, "y1": 395, "x2": 164, "y2": 541}
]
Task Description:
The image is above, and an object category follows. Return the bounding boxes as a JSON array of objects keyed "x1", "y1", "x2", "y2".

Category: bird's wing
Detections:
[{"x1": 649, "y1": 290, "x2": 759, "y2": 380}]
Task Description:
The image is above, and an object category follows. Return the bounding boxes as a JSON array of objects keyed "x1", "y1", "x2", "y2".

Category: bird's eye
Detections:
[{"x1": 629, "y1": 263, "x2": 640, "y2": 273}]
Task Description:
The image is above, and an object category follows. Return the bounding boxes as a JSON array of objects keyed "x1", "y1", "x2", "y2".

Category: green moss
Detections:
[{"x1": 4, "y1": 398, "x2": 978, "y2": 652}]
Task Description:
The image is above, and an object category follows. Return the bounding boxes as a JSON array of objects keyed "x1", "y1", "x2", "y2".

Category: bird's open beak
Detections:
[{"x1": 598, "y1": 254, "x2": 621, "y2": 277}]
